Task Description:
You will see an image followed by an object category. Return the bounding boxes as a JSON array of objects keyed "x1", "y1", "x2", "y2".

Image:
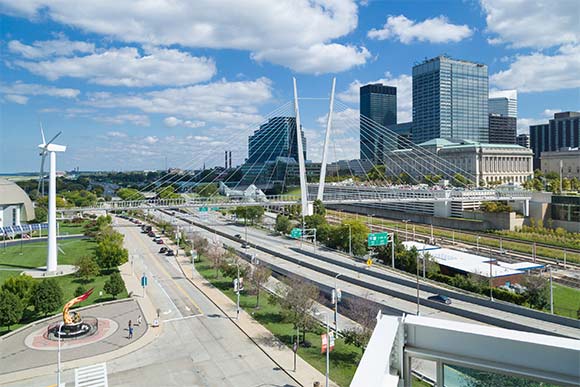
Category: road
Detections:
[
  {"x1": 7, "y1": 218, "x2": 298, "y2": 387},
  {"x1": 165, "y1": 210, "x2": 580, "y2": 340}
]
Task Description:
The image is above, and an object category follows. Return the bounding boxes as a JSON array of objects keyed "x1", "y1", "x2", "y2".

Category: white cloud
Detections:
[
  {"x1": 481, "y1": 0, "x2": 579, "y2": 49},
  {"x1": 252, "y1": 44, "x2": 370, "y2": 74},
  {"x1": 368, "y1": 15, "x2": 472, "y2": 44},
  {"x1": 143, "y1": 136, "x2": 158, "y2": 144},
  {"x1": 489, "y1": 89, "x2": 517, "y2": 99},
  {"x1": 490, "y1": 45, "x2": 580, "y2": 92},
  {"x1": 106, "y1": 131, "x2": 128, "y2": 138},
  {"x1": 84, "y1": 78, "x2": 273, "y2": 127},
  {"x1": 8, "y1": 35, "x2": 95, "y2": 58},
  {"x1": 14, "y1": 46, "x2": 216, "y2": 87},
  {"x1": 542, "y1": 109, "x2": 561, "y2": 118},
  {"x1": 3, "y1": 94, "x2": 29, "y2": 104},
  {"x1": 0, "y1": 82, "x2": 80, "y2": 104},
  {"x1": 0, "y1": 0, "x2": 366, "y2": 74},
  {"x1": 517, "y1": 118, "x2": 545, "y2": 134},
  {"x1": 95, "y1": 114, "x2": 151, "y2": 126},
  {"x1": 164, "y1": 116, "x2": 205, "y2": 129},
  {"x1": 337, "y1": 73, "x2": 412, "y2": 122}
]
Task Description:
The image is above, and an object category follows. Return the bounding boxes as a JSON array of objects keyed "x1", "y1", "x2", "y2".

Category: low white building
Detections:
[
  {"x1": 388, "y1": 139, "x2": 533, "y2": 186},
  {"x1": 0, "y1": 178, "x2": 35, "y2": 227}
]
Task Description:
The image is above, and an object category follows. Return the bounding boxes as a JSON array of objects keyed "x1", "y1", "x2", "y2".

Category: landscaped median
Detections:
[{"x1": 193, "y1": 252, "x2": 362, "y2": 387}]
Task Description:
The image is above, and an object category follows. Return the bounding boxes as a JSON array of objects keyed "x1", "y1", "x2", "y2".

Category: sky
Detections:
[{"x1": 0, "y1": 0, "x2": 579, "y2": 173}]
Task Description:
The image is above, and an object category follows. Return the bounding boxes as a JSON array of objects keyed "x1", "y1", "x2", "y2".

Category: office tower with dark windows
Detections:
[
  {"x1": 412, "y1": 56, "x2": 489, "y2": 144},
  {"x1": 247, "y1": 116, "x2": 306, "y2": 164},
  {"x1": 489, "y1": 114, "x2": 517, "y2": 144},
  {"x1": 530, "y1": 111, "x2": 580, "y2": 170},
  {"x1": 516, "y1": 134, "x2": 530, "y2": 148},
  {"x1": 359, "y1": 83, "x2": 397, "y2": 162}
]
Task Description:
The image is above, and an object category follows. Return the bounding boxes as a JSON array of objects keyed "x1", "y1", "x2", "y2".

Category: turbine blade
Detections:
[
  {"x1": 40, "y1": 122, "x2": 46, "y2": 144},
  {"x1": 38, "y1": 152, "x2": 47, "y2": 195},
  {"x1": 46, "y1": 131, "x2": 62, "y2": 146},
  {"x1": 58, "y1": 244, "x2": 66, "y2": 254}
]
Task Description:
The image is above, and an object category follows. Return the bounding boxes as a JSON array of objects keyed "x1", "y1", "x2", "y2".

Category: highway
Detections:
[{"x1": 160, "y1": 210, "x2": 580, "y2": 340}]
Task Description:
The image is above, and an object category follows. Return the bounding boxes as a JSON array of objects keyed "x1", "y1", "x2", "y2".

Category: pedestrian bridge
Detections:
[{"x1": 57, "y1": 186, "x2": 532, "y2": 214}]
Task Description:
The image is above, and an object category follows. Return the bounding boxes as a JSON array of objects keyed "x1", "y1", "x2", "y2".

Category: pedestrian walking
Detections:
[
  {"x1": 129, "y1": 325, "x2": 133, "y2": 339},
  {"x1": 128, "y1": 320, "x2": 132, "y2": 329},
  {"x1": 137, "y1": 315, "x2": 142, "y2": 326}
]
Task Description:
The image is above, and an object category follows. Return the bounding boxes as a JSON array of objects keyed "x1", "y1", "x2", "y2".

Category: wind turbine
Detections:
[{"x1": 38, "y1": 127, "x2": 66, "y2": 272}]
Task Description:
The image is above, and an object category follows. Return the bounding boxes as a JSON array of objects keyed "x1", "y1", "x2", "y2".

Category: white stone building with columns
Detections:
[{"x1": 387, "y1": 138, "x2": 533, "y2": 186}]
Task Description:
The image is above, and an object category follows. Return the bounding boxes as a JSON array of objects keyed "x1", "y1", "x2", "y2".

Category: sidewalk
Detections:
[{"x1": 174, "y1": 251, "x2": 339, "y2": 387}]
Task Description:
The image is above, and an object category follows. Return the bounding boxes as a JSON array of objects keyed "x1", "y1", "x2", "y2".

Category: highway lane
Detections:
[{"x1": 163, "y1": 210, "x2": 580, "y2": 340}]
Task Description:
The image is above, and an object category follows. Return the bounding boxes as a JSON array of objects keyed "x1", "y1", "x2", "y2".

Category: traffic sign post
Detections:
[
  {"x1": 199, "y1": 207, "x2": 209, "y2": 212},
  {"x1": 368, "y1": 232, "x2": 388, "y2": 247},
  {"x1": 141, "y1": 274, "x2": 148, "y2": 297},
  {"x1": 290, "y1": 228, "x2": 303, "y2": 239}
]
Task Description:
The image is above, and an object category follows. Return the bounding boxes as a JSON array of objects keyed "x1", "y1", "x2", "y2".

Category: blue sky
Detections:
[{"x1": 1, "y1": 0, "x2": 578, "y2": 172}]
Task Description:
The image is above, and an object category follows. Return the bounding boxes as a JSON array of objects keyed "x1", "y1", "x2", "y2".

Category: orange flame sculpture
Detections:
[{"x1": 63, "y1": 288, "x2": 94, "y2": 324}]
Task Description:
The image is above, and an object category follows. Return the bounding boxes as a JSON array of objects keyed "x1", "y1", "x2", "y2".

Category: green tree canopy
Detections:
[
  {"x1": 275, "y1": 215, "x2": 293, "y2": 234},
  {"x1": 75, "y1": 255, "x2": 100, "y2": 282},
  {"x1": 116, "y1": 188, "x2": 145, "y2": 201},
  {"x1": 0, "y1": 290, "x2": 24, "y2": 331},
  {"x1": 96, "y1": 238, "x2": 129, "y2": 269},
  {"x1": 1, "y1": 274, "x2": 35, "y2": 306},
  {"x1": 194, "y1": 183, "x2": 219, "y2": 197},
  {"x1": 104, "y1": 272, "x2": 125, "y2": 299},
  {"x1": 32, "y1": 279, "x2": 63, "y2": 316}
]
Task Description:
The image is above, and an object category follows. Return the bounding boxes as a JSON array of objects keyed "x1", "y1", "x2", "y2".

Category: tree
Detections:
[
  {"x1": 194, "y1": 183, "x2": 219, "y2": 197},
  {"x1": 273, "y1": 276, "x2": 319, "y2": 345},
  {"x1": 0, "y1": 290, "x2": 24, "y2": 331},
  {"x1": 32, "y1": 279, "x2": 63, "y2": 316},
  {"x1": 521, "y1": 275, "x2": 549, "y2": 310},
  {"x1": 75, "y1": 285, "x2": 87, "y2": 298},
  {"x1": 234, "y1": 206, "x2": 264, "y2": 224},
  {"x1": 104, "y1": 272, "x2": 125, "y2": 299},
  {"x1": 452, "y1": 173, "x2": 471, "y2": 187},
  {"x1": 313, "y1": 199, "x2": 326, "y2": 216},
  {"x1": 116, "y1": 187, "x2": 145, "y2": 201},
  {"x1": 207, "y1": 247, "x2": 225, "y2": 278},
  {"x1": 193, "y1": 236, "x2": 209, "y2": 257},
  {"x1": 366, "y1": 165, "x2": 385, "y2": 181},
  {"x1": 250, "y1": 266, "x2": 272, "y2": 308},
  {"x1": 275, "y1": 215, "x2": 293, "y2": 235},
  {"x1": 96, "y1": 238, "x2": 129, "y2": 269},
  {"x1": 1, "y1": 274, "x2": 35, "y2": 306},
  {"x1": 75, "y1": 256, "x2": 100, "y2": 283},
  {"x1": 329, "y1": 219, "x2": 369, "y2": 256},
  {"x1": 156, "y1": 185, "x2": 181, "y2": 199},
  {"x1": 342, "y1": 295, "x2": 379, "y2": 354}
]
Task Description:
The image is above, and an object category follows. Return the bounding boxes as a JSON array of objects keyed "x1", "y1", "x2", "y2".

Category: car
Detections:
[
  {"x1": 159, "y1": 247, "x2": 167, "y2": 253},
  {"x1": 156, "y1": 239, "x2": 164, "y2": 244},
  {"x1": 234, "y1": 234, "x2": 242, "y2": 239},
  {"x1": 241, "y1": 243, "x2": 249, "y2": 249},
  {"x1": 428, "y1": 294, "x2": 451, "y2": 305},
  {"x1": 165, "y1": 250, "x2": 175, "y2": 256},
  {"x1": 148, "y1": 232, "x2": 156, "y2": 237}
]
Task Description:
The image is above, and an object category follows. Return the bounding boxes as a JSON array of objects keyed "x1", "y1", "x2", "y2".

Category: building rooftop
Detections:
[{"x1": 0, "y1": 178, "x2": 35, "y2": 221}]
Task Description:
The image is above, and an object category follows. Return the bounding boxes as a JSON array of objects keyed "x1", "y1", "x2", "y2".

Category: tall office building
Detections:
[
  {"x1": 489, "y1": 114, "x2": 516, "y2": 144},
  {"x1": 412, "y1": 56, "x2": 489, "y2": 144},
  {"x1": 247, "y1": 116, "x2": 306, "y2": 164},
  {"x1": 359, "y1": 83, "x2": 397, "y2": 162},
  {"x1": 530, "y1": 111, "x2": 580, "y2": 169},
  {"x1": 489, "y1": 90, "x2": 517, "y2": 118}
]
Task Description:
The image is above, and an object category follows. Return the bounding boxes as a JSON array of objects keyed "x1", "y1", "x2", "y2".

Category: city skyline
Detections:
[{"x1": 1, "y1": 1, "x2": 579, "y2": 172}]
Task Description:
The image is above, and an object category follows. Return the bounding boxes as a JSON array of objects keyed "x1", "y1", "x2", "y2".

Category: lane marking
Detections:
[
  {"x1": 130, "y1": 223, "x2": 204, "y2": 316},
  {"x1": 162, "y1": 313, "x2": 204, "y2": 323}
]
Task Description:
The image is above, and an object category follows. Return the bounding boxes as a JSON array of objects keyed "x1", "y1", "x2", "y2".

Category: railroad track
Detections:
[{"x1": 326, "y1": 213, "x2": 580, "y2": 270}]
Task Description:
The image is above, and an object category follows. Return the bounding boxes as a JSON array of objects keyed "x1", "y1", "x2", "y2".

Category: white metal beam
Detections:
[
  {"x1": 317, "y1": 77, "x2": 336, "y2": 201},
  {"x1": 293, "y1": 77, "x2": 310, "y2": 217}
]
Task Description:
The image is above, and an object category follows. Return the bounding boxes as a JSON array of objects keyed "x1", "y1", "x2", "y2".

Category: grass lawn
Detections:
[
  {"x1": 196, "y1": 256, "x2": 361, "y2": 387},
  {"x1": 0, "y1": 238, "x2": 128, "y2": 335},
  {"x1": 285, "y1": 186, "x2": 301, "y2": 196},
  {"x1": 553, "y1": 284, "x2": 580, "y2": 319}
]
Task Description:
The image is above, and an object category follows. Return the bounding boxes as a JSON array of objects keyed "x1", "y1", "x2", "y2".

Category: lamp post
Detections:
[
  {"x1": 549, "y1": 266, "x2": 554, "y2": 314},
  {"x1": 347, "y1": 224, "x2": 352, "y2": 256},
  {"x1": 402, "y1": 219, "x2": 410, "y2": 241},
  {"x1": 369, "y1": 213, "x2": 374, "y2": 233},
  {"x1": 416, "y1": 251, "x2": 420, "y2": 316},
  {"x1": 315, "y1": 311, "x2": 330, "y2": 387},
  {"x1": 334, "y1": 274, "x2": 342, "y2": 332},
  {"x1": 477, "y1": 236, "x2": 481, "y2": 252},
  {"x1": 489, "y1": 248, "x2": 494, "y2": 301},
  {"x1": 57, "y1": 322, "x2": 64, "y2": 386}
]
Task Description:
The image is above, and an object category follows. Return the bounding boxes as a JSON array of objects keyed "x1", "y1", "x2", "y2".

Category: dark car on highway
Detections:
[
  {"x1": 159, "y1": 247, "x2": 167, "y2": 254},
  {"x1": 241, "y1": 243, "x2": 249, "y2": 249},
  {"x1": 428, "y1": 294, "x2": 452, "y2": 305},
  {"x1": 165, "y1": 250, "x2": 175, "y2": 256},
  {"x1": 234, "y1": 234, "x2": 242, "y2": 239},
  {"x1": 156, "y1": 239, "x2": 164, "y2": 244}
]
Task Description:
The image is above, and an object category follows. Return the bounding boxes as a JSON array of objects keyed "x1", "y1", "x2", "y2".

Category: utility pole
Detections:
[
  {"x1": 347, "y1": 224, "x2": 352, "y2": 256},
  {"x1": 391, "y1": 234, "x2": 395, "y2": 269},
  {"x1": 489, "y1": 249, "x2": 494, "y2": 301},
  {"x1": 416, "y1": 252, "x2": 420, "y2": 315},
  {"x1": 549, "y1": 266, "x2": 554, "y2": 314},
  {"x1": 334, "y1": 274, "x2": 342, "y2": 332}
]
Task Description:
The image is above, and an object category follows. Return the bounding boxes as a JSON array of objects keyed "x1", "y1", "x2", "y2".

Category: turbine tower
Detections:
[{"x1": 38, "y1": 127, "x2": 66, "y2": 272}]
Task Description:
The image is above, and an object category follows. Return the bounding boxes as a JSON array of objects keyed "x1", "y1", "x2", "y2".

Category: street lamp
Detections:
[
  {"x1": 333, "y1": 274, "x2": 342, "y2": 332},
  {"x1": 549, "y1": 266, "x2": 554, "y2": 314},
  {"x1": 402, "y1": 219, "x2": 410, "y2": 241},
  {"x1": 477, "y1": 235, "x2": 481, "y2": 251},
  {"x1": 369, "y1": 213, "x2": 374, "y2": 233},
  {"x1": 315, "y1": 311, "x2": 331, "y2": 387},
  {"x1": 489, "y1": 248, "x2": 494, "y2": 301},
  {"x1": 57, "y1": 322, "x2": 64, "y2": 386},
  {"x1": 416, "y1": 252, "x2": 420, "y2": 316},
  {"x1": 346, "y1": 224, "x2": 352, "y2": 256}
]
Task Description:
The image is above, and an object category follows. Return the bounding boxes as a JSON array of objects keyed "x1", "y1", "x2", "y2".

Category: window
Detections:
[{"x1": 12, "y1": 208, "x2": 17, "y2": 226}]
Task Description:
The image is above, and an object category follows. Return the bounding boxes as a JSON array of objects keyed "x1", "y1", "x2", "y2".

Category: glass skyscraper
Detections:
[
  {"x1": 412, "y1": 56, "x2": 489, "y2": 144},
  {"x1": 359, "y1": 83, "x2": 397, "y2": 162},
  {"x1": 247, "y1": 116, "x2": 306, "y2": 164}
]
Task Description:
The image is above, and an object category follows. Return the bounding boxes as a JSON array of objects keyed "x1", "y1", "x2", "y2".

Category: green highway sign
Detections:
[
  {"x1": 211, "y1": 207, "x2": 220, "y2": 211},
  {"x1": 290, "y1": 228, "x2": 303, "y2": 238},
  {"x1": 368, "y1": 232, "x2": 388, "y2": 247},
  {"x1": 199, "y1": 207, "x2": 209, "y2": 212}
]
